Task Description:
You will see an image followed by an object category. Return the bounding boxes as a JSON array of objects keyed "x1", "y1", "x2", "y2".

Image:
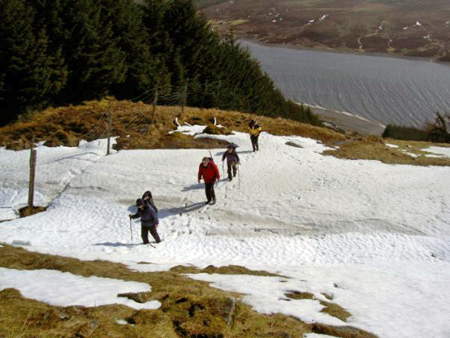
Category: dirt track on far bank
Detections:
[{"x1": 310, "y1": 106, "x2": 386, "y2": 136}]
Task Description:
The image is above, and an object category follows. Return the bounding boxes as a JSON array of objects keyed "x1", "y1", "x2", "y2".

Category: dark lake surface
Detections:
[{"x1": 240, "y1": 40, "x2": 450, "y2": 127}]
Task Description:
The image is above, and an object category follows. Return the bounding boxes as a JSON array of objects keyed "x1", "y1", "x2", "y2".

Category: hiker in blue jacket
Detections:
[
  {"x1": 222, "y1": 144, "x2": 240, "y2": 181},
  {"x1": 129, "y1": 198, "x2": 161, "y2": 244}
]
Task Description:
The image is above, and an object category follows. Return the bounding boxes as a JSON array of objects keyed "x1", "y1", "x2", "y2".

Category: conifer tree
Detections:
[
  {"x1": 102, "y1": 0, "x2": 161, "y2": 98},
  {"x1": 0, "y1": 0, "x2": 321, "y2": 127},
  {"x1": 0, "y1": 0, "x2": 65, "y2": 124},
  {"x1": 62, "y1": 0, "x2": 127, "y2": 101}
]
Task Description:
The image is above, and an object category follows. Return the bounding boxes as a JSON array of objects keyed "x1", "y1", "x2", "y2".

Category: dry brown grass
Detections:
[
  {"x1": 285, "y1": 291, "x2": 351, "y2": 322},
  {"x1": 284, "y1": 291, "x2": 315, "y2": 300},
  {"x1": 320, "y1": 301, "x2": 351, "y2": 322},
  {"x1": 1, "y1": 98, "x2": 448, "y2": 166},
  {"x1": 0, "y1": 244, "x2": 377, "y2": 338},
  {"x1": 170, "y1": 264, "x2": 283, "y2": 277},
  {"x1": 0, "y1": 98, "x2": 345, "y2": 152},
  {"x1": 324, "y1": 135, "x2": 450, "y2": 166},
  {"x1": 385, "y1": 139, "x2": 450, "y2": 157},
  {"x1": 18, "y1": 206, "x2": 47, "y2": 218}
]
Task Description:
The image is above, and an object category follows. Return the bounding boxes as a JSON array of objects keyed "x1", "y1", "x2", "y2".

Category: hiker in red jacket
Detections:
[{"x1": 198, "y1": 157, "x2": 220, "y2": 205}]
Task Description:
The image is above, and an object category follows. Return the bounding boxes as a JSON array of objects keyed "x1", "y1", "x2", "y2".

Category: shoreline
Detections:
[
  {"x1": 238, "y1": 37, "x2": 450, "y2": 66},
  {"x1": 304, "y1": 104, "x2": 386, "y2": 136}
]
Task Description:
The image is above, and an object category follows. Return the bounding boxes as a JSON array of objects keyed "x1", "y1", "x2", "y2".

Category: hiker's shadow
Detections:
[
  {"x1": 165, "y1": 202, "x2": 206, "y2": 215},
  {"x1": 94, "y1": 242, "x2": 141, "y2": 248},
  {"x1": 182, "y1": 183, "x2": 204, "y2": 192}
]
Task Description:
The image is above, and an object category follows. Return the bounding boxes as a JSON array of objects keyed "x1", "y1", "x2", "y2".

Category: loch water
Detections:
[{"x1": 240, "y1": 40, "x2": 450, "y2": 127}]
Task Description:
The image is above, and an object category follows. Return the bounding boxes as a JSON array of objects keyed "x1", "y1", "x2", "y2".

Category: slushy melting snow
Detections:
[{"x1": 1, "y1": 126, "x2": 450, "y2": 338}]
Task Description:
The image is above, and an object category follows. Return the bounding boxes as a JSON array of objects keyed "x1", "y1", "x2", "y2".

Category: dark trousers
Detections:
[
  {"x1": 141, "y1": 223, "x2": 161, "y2": 244},
  {"x1": 227, "y1": 162, "x2": 238, "y2": 180},
  {"x1": 251, "y1": 135, "x2": 259, "y2": 151},
  {"x1": 205, "y1": 182, "x2": 216, "y2": 202}
]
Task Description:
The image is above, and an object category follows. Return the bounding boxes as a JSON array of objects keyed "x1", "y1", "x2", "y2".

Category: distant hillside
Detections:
[
  {"x1": 0, "y1": 0, "x2": 320, "y2": 127},
  {"x1": 199, "y1": 0, "x2": 450, "y2": 60}
]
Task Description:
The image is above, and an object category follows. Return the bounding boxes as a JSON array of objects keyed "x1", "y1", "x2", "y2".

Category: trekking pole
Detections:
[{"x1": 129, "y1": 218, "x2": 133, "y2": 242}]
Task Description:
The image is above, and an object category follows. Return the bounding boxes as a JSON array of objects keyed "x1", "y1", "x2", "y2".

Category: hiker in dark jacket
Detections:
[
  {"x1": 198, "y1": 157, "x2": 220, "y2": 205},
  {"x1": 142, "y1": 190, "x2": 158, "y2": 213},
  {"x1": 248, "y1": 120, "x2": 262, "y2": 152},
  {"x1": 222, "y1": 144, "x2": 240, "y2": 181},
  {"x1": 129, "y1": 198, "x2": 161, "y2": 244}
]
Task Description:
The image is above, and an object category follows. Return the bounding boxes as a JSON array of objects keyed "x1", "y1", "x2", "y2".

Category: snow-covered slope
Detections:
[{"x1": 1, "y1": 127, "x2": 450, "y2": 338}]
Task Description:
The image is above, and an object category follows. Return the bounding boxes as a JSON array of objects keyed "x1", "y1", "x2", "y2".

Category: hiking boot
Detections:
[
  {"x1": 205, "y1": 201, "x2": 210, "y2": 205},
  {"x1": 210, "y1": 200, "x2": 216, "y2": 205}
]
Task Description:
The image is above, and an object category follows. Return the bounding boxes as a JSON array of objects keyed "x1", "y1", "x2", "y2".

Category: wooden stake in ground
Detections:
[
  {"x1": 106, "y1": 104, "x2": 112, "y2": 156},
  {"x1": 28, "y1": 144, "x2": 37, "y2": 208},
  {"x1": 152, "y1": 84, "x2": 159, "y2": 124}
]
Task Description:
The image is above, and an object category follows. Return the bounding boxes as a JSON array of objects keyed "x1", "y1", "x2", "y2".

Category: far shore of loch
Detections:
[{"x1": 238, "y1": 37, "x2": 450, "y2": 66}]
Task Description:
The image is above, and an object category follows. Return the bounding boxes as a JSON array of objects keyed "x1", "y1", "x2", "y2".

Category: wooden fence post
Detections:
[
  {"x1": 106, "y1": 103, "x2": 112, "y2": 156},
  {"x1": 152, "y1": 83, "x2": 159, "y2": 124},
  {"x1": 28, "y1": 142, "x2": 37, "y2": 209}
]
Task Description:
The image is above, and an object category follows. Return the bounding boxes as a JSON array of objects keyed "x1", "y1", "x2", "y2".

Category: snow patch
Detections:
[
  {"x1": 1, "y1": 127, "x2": 450, "y2": 337},
  {"x1": 424, "y1": 146, "x2": 450, "y2": 158},
  {"x1": 0, "y1": 268, "x2": 161, "y2": 310}
]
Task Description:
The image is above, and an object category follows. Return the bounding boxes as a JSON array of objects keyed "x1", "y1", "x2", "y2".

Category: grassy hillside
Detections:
[
  {"x1": 0, "y1": 99, "x2": 344, "y2": 151},
  {"x1": 1, "y1": 99, "x2": 449, "y2": 166},
  {"x1": 201, "y1": 0, "x2": 450, "y2": 60},
  {"x1": 0, "y1": 244, "x2": 378, "y2": 338}
]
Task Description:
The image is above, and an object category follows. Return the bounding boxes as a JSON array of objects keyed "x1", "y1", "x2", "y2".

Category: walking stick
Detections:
[{"x1": 129, "y1": 218, "x2": 133, "y2": 242}]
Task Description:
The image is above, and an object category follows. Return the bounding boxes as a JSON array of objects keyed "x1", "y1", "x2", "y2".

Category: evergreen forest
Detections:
[{"x1": 0, "y1": 0, "x2": 320, "y2": 126}]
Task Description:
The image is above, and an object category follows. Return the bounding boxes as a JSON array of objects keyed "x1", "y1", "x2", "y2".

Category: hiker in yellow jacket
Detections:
[{"x1": 248, "y1": 120, "x2": 261, "y2": 152}]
